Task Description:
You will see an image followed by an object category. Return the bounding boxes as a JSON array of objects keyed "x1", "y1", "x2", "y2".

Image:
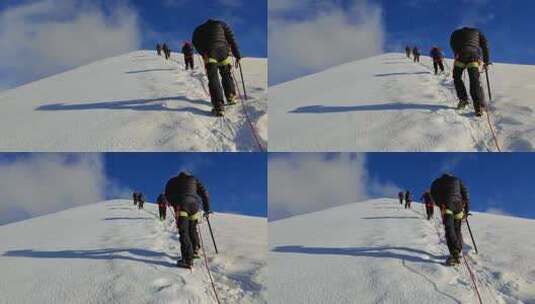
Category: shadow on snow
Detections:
[
  {"x1": 374, "y1": 71, "x2": 431, "y2": 77},
  {"x1": 289, "y1": 103, "x2": 453, "y2": 114},
  {"x1": 3, "y1": 248, "x2": 176, "y2": 268},
  {"x1": 272, "y1": 245, "x2": 444, "y2": 265},
  {"x1": 103, "y1": 217, "x2": 152, "y2": 221},
  {"x1": 361, "y1": 216, "x2": 420, "y2": 220},
  {"x1": 35, "y1": 96, "x2": 212, "y2": 116},
  {"x1": 125, "y1": 68, "x2": 176, "y2": 74}
]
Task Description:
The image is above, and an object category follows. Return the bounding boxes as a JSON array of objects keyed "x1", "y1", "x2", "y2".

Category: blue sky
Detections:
[
  {"x1": 0, "y1": 0, "x2": 266, "y2": 90},
  {"x1": 383, "y1": 0, "x2": 535, "y2": 65},
  {"x1": 367, "y1": 153, "x2": 535, "y2": 219},
  {"x1": 104, "y1": 153, "x2": 267, "y2": 217},
  {"x1": 131, "y1": 0, "x2": 267, "y2": 57},
  {"x1": 269, "y1": 0, "x2": 535, "y2": 85},
  {"x1": 268, "y1": 152, "x2": 535, "y2": 221},
  {"x1": 0, "y1": 153, "x2": 266, "y2": 225}
]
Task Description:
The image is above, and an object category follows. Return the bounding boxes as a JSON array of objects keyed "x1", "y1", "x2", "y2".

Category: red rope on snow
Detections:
[
  {"x1": 463, "y1": 255, "x2": 484, "y2": 304},
  {"x1": 430, "y1": 214, "x2": 484, "y2": 304},
  {"x1": 199, "y1": 221, "x2": 222, "y2": 304},
  {"x1": 484, "y1": 108, "x2": 502, "y2": 152},
  {"x1": 231, "y1": 69, "x2": 266, "y2": 152}
]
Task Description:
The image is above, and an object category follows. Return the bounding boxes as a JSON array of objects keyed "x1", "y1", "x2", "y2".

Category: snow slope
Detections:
[
  {"x1": 269, "y1": 53, "x2": 535, "y2": 152},
  {"x1": 0, "y1": 51, "x2": 267, "y2": 152},
  {"x1": 269, "y1": 198, "x2": 535, "y2": 304},
  {"x1": 0, "y1": 200, "x2": 267, "y2": 304}
]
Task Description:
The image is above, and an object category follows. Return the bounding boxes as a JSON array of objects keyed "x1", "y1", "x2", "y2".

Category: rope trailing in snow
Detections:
[
  {"x1": 427, "y1": 210, "x2": 484, "y2": 304},
  {"x1": 484, "y1": 109, "x2": 501, "y2": 152},
  {"x1": 199, "y1": 221, "x2": 222, "y2": 304},
  {"x1": 168, "y1": 57, "x2": 264, "y2": 151},
  {"x1": 462, "y1": 255, "x2": 483, "y2": 304},
  {"x1": 231, "y1": 68, "x2": 266, "y2": 152}
]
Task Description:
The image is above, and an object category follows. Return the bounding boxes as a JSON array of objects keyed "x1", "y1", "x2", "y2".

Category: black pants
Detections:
[
  {"x1": 206, "y1": 46, "x2": 236, "y2": 110},
  {"x1": 426, "y1": 206, "x2": 434, "y2": 220},
  {"x1": 433, "y1": 60, "x2": 444, "y2": 74},
  {"x1": 138, "y1": 201, "x2": 143, "y2": 209},
  {"x1": 399, "y1": 198, "x2": 403, "y2": 205},
  {"x1": 413, "y1": 55, "x2": 420, "y2": 62},
  {"x1": 453, "y1": 53, "x2": 484, "y2": 110},
  {"x1": 444, "y1": 214, "x2": 463, "y2": 256},
  {"x1": 174, "y1": 196, "x2": 201, "y2": 263},
  {"x1": 184, "y1": 55, "x2": 194, "y2": 70},
  {"x1": 405, "y1": 200, "x2": 411, "y2": 209},
  {"x1": 159, "y1": 206, "x2": 166, "y2": 220}
]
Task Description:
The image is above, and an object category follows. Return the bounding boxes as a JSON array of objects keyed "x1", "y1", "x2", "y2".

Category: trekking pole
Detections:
[
  {"x1": 484, "y1": 66, "x2": 492, "y2": 102},
  {"x1": 465, "y1": 215, "x2": 479, "y2": 254},
  {"x1": 205, "y1": 216, "x2": 219, "y2": 254},
  {"x1": 238, "y1": 62, "x2": 248, "y2": 100}
]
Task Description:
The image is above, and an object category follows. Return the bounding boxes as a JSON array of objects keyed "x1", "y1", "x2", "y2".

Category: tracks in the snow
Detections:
[{"x1": 416, "y1": 59, "x2": 502, "y2": 152}]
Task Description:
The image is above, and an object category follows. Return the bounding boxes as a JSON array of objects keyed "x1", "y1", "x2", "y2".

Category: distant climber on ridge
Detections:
[
  {"x1": 157, "y1": 193, "x2": 167, "y2": 221},
  {"x1": 404, "y1": 191, "x2": 412, "y2": 209},
  {"x1": 398, "y1": 191, "x2": 404, "y2": 205},
  {"x1": 412, "y1": 47, "x2": 420, "y2": 63},
  {"x1": 192, "y1": 18, "x2": 241, "y2": 116},
  {"x1": 430, "y1": 46, "x2": 445, "y2": 75},
  {"x1": 450, "y1": 26, "x2": 491, "y2": 117},
  {"x1": 405, "y1": 46, "x2": 412, "y2": 58},
  {"x1": 182, "y1": 41, "x2": 195, "y2": 70},
  {"x1": 430, "y1": 173, "x2": 470, "y2": 266},
  {"x1": 156, "y1": 43, "x2": 162, "y2": 56},
  {"x1": 137, "y1": 192, "x2": 145, "y2": 209},
  {"x1": 421, "y1": 191, "x2": 435, "y2": 220}
]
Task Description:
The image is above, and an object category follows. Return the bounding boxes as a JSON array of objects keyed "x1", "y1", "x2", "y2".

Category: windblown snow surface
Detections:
[
  {"x1": 0, "y1": 200, "x2": 267, "y2": 304},
  {"x1": 269, "y1": 53, "x2": 535, "y2": 152},
  {"x1": 0, "y1": 51, "x2": 267, "y2": 152},
  {"x1": 269, "y1": 198, "x2": 535, "y2": 304}
]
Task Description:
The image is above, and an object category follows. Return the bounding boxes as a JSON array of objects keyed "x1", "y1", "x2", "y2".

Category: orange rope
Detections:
[
  {"x1": 199, "y1": 222, "x2": 222, "y2": 304},
  {"x1": 231, "y1": 69, "x2": 265, "y2": 152}
]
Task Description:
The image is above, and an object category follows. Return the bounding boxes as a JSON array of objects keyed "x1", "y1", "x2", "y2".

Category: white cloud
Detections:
[
  {"x1": 268, "y1": 153, "x2": 400, "y2": 221},
  {"x1": 0, "y1": 0, "x2": 141, "y2": 89},
  {"x1": 269, "y1": 0, "x2": 385, "y2": 84},
  {"x1": 0, "y1": 154, "x2": 129, "y2": 225},
  {"x1": 485, "y1": 207, "x2": 512, "y2": 217}
]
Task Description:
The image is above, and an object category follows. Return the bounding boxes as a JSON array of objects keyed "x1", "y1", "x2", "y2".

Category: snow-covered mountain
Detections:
[
  {"x1": 0, "y1": 51, "x2": 266, "y2": 152},
  {"x1": 269, "y1": 198, "x2": 535, "y2": 304},
  {"x1": 0, "y1": 200, "x2": 267, "y2": 304},
  {"x1": 269, "y1": 53, "x2": 535, "y2": 152}
]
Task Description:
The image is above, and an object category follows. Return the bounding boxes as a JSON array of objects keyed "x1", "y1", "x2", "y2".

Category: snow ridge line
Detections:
[{"x1": 231, "y1": 68, "x2": 266, "y2": 152}]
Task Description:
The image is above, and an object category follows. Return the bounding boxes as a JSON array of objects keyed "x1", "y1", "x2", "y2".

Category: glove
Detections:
[
  {"x1": 204, "y1": 210, "x2": 212, "y2": 218},
  {"x1": 235, "y1": 57, "x2": 241, "y2": 69}
]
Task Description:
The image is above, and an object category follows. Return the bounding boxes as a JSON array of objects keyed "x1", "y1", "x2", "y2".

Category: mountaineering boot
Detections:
[
  {"x1": 211, "y1": 108, "x2": 224, "y2": 117},
  {"x1": 445, "y1": 255, "x2": 460, "y2": 266},
  {"x1": 457, "y1": 99, "x2": 469, "y2": 110},
  {"x1": 227, "y1": 95, "x2": 237, "y2": 106},
  {"x1": 176, "y1": 259, "x2": 193, "y2": 269},
  {"x1": 475, "y1": 109, "x2": 483, "y2": 117}
]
